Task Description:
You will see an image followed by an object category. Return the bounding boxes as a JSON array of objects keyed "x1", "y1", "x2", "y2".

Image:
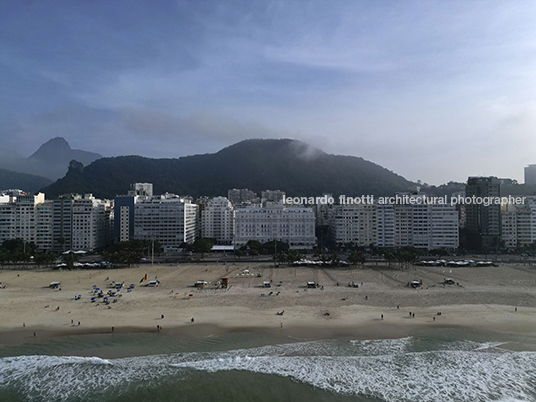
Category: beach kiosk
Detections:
[{"x1": 220, "y1": 277, "x2": 229, "y2": 289}]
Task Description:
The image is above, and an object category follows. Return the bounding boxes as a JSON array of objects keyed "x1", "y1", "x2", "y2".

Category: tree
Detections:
[
  {"x1": 103, "y1": 239, "x2": 151, "y2": 267},
  {"x1": 61, "y1": 251, "x2": 79, "y2": 270},
  {"x1": 348, "y1": 250, "x2": 367, "y2": 267},
  {"x1": 234, "y1": 249, "x2": 244, "y2": 259},
  {"x1": 193, "y1": 238, "x2": 214, "y2": 258},
  {"x1": 34, "y1": 252, "x2": 57, "y2": 268}
]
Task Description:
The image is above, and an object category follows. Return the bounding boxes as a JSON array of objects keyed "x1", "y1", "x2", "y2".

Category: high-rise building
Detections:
[
  {"x1": 227, "y1": 188, "x2": 258, "y2": 205},
  {"x1": 376, "y1": 204, "x2": 395, "y2": 248},
  {"x1": 234, "y1": 203, "x2": 316, "y2": 249},
  {"x1": 114, "y1": 196, "x2": 137, "y2": 243},
  {"x1": 465, "y1": 177, "x2": 501, "y2": 251},
  {"x1": 261, "y1": 190, "x2": 286, "y2": 203},
  {"x1": 0, "y1": 192, "x2": 46, "y2": 247},
  {"x1": 329, "y1": 204, "x2": 377, "y2": 247},
  {"x1": 502, "y1": 196, "x2": 536, "y2": 250},
  {"x1": 201, "y1": 197, "x2": 234, "y2": 244},
  {"x1": 71, "y1": 195, "x2": 112, "y2": 251},
  {"x1": 128, "y1": 183, "x2": 153, "y2": 196},
  {"x1": 134, "y1": 194, "x2": 198, "y2": 252},
  {"x1": 525, "y1": 165, "x2": 536, "y2": 186}
]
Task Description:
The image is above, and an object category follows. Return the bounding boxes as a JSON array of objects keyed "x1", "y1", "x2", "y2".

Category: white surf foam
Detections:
[{"x1": 1, "y1": 338, "x2": 535, "y2": 402}]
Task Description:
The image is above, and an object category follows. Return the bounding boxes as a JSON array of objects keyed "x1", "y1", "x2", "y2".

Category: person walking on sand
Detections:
[
  {"x1": 191, "y1": 317, "x2": 194, "y2": 323},
  {"x1": 381, "y1": 314, "x2": 383, "y2": 320}
]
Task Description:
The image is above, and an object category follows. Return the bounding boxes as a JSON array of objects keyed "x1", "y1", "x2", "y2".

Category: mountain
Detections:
[
  {"x1": 0, "y1": 168, "x2": 53, "y2": 193},
  {"x1": 41, "y1": 139, "x2": 416, "y2": 199},
  {"x1": 26, "y1": 137, "x2": 103, "y2": 179},
  {"x1": 0, "y1": 137, "x2": 103, "y2": 181}
]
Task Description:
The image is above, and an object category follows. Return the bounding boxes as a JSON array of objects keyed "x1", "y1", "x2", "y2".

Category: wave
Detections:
[{"x1": 1, "y1": 337, "x2": 536, "y2": 401}]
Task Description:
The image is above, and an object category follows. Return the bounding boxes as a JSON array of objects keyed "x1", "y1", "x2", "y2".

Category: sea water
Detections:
[{"x1": 1, "y1": 328, "x2": 535, "y2": 402}]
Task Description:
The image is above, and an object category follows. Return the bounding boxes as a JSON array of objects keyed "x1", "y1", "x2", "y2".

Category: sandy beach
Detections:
[{"x1": 1, "y1": 262, "x2": 536, "y2": 343}]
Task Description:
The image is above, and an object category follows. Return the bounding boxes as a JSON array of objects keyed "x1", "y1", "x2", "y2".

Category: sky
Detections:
[{"x1": 1, "y1": 0, "x2": 535, "y2": 185}]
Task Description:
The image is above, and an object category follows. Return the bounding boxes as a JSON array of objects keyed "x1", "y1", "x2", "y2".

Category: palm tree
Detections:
[{"x1": 62, "y1": 251, "x2": 79, "y2": 270}]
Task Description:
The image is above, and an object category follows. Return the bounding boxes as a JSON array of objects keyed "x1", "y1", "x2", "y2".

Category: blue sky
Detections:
[{"x1": 1, "y1": 0, "x2": 535, "y2": 184}]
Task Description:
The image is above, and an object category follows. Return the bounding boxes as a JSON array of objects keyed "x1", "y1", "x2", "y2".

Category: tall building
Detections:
[
  {"x1": 201, "y1": 197, "x2": 234, "y2": 244},
  {"x1": 36, "y1": 201, "x2": 54, "y2": 251},
  {"x1": 114, "y1": 196, "x2": 137, "y2": 243},
  {"x1": 376, "y1": 204, "x2": 395, "y2": 248},
  {"x1": 71, "y1": 195, "x2": 112, "y2": 251},
  {"x1": 329, "y1": 204, "x2": 377, "y2": 247},
  {"x1": 52, "y1": 195, "x2": 77, "y2": 252},
  {"x1": 465, "y1": 177, "x2": 501, "y2": 251},
  {"x1": 134, "y1": 194, "x2": 198, "y2": 252},
  {"x1": 227, "y1": 188, "x2": 258, "y2": 205},
  {"x1": 0, "y1": 192, "x2": 46, "y2": 247},
  {"x1": 525, "y1": 165, "x2": 536, "y2": 186},
  {"x1": 502, "y1": 196, "x2": 536, "y2": 250},
  {"x1": 128, "y1": 183, "x2": 153, "y2": 196},
  {"x1": 328, "y1": 194, "x2": 459, "y2": 250},
  {"x1": 261, "y1": 190, "x2": 286, "y2": 203},
  {"x1": 234, "y1": 203, "x2": 316, "y2": 249}
]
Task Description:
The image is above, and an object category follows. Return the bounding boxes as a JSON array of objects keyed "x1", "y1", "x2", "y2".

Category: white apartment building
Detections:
[
  {"x1": 234, "y1": 203, "x2": 316, "y2": 249},
  {"x1": 201, "y1": 197, "x2": 234, "y2": 244},
  {"x1": 330, "y1": 204, "x2": 377, "y2": 247},
  {"x1": 326, "y1": 193, "x2": 459, "y2": 250},
  {"x1": 36, "y1": 201, "x2": 54, "y2": 251},
  {"x1": 0, "y1": 192, "x2": 45, "y2": 246},
  {"x1": 134, "y1": 194, "x2": 198, "y2": 252},
  {"x1": 376, "y1": 204, "x2": 395, "y2": 248},
  {"x1": 502, "y1": 197, "x2": 536, "y2": 249},
  {"x1": 71, "y1": 194, "x2": 112, "y2": 251}
]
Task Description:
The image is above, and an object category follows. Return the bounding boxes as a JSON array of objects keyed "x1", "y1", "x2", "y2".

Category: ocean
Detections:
[{"x1": 1, "y1": 327, "x2": 535, "y2": 402}]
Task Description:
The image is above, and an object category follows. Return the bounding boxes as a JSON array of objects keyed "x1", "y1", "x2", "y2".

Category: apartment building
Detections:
[
  {"x1": 201, "y1": 196, "x2": 234, "y2": 244},
  {"x1": 234, "y1": 203, "x2": 316, "y2": 249},
  {"x1": 134, "y1": 194, "x2": 198, "y2": 252}
]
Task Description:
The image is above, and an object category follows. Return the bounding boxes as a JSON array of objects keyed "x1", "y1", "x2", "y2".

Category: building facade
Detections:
[
  {"x1": 201, "y1": 197, "x2": 234, "y2": 244},
  {"x1": 234, "y1": 203, "x2": 316, "y2": 249},
  {"x1": 134, "y1": 194, "x2": 198, "y2": 252}
]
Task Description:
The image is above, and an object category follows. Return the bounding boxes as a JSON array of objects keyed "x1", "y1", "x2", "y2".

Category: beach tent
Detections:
[
  {"x1": 307, "y1": 281, "x2": 317, "y2": 288},
  {"x1": 49, "y1": 281, "x2": 61, "y2": 288},
  {"x1": 194, "y1": 280, "x2": 208, "y2": 288}
]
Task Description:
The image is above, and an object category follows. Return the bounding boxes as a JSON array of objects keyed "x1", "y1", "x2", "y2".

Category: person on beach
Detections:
[
  {"x1": 191, "y1": 317, "x2": 194, "y2": 323},
  {"x1": 381, "y1": 314, "x2": 383, "y2": 320},
  {"x1": 161, "y1": 314, "x2": 164, "y2": 319}
]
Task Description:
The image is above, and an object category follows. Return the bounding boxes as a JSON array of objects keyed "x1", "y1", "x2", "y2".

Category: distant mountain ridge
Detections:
[
  {"x1": 26, "y1": 137, "x2": 102, "y2": 179},
  {"x1": 0, "y1": 137, "x2": 103, "y2": 181},
  {"x1": 0, "y1": 168, "x2": 52, "y2": 193},
  {"x1": 42, "y1": 139, "x2": 416, "y2": 199}
]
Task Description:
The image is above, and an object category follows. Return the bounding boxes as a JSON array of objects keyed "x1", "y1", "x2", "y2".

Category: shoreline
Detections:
[{"x1": 2, "y1": 306, "x2": 536, "y2": 348}]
